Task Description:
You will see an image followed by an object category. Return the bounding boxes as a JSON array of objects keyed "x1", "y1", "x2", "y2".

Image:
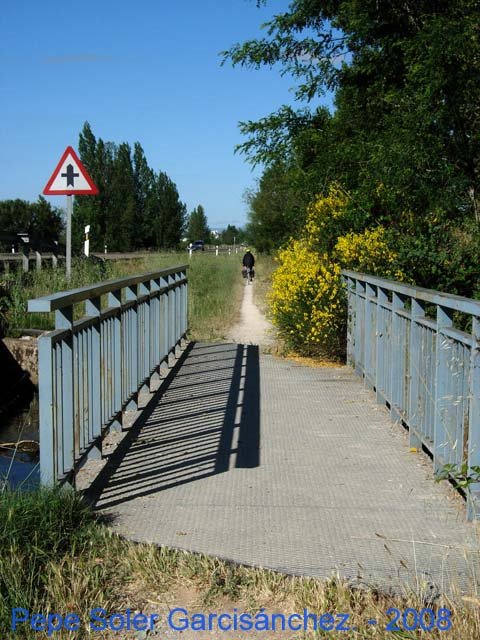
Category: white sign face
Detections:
[{"x1": 43, "y1": 146, "x2": 98, "y2": 195}]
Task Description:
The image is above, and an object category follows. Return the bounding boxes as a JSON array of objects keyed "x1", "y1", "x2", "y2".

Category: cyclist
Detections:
[{"x1": 242, "y1": 249, "x2": 255, "y2": 283}]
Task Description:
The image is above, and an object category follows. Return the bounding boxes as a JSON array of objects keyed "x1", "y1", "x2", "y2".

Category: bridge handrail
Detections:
[
  {"x1": 342, "y1": 269, "x2": 480, "y2": 316},
  {"x1": 28, "y1": 266, "x2": 185, "y2": 312},
  {"x1": 28, "y1": 265, "x2": 188, "y2": 486},
  {"x1": 342, "y1": 269, "x2": 480, "y2": 520}
]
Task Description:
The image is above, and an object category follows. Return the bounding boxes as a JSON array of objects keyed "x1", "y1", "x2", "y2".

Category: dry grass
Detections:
[
  {"x1": 8, "y1": 520, "x2": 479, "y2": 639},
  {"x1": 2, "y1": 252, "x2": 243, "y2": 343},
  {"x1": 252, "y1": 254, "x2": 276, "y2": 315},
  {"x1": 285, "y1": 352, "x2": 345, "y2": 368}
]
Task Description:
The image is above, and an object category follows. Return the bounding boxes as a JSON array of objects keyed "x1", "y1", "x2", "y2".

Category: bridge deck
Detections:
[{"x1": 90, "y1": 342, "x2": 479, "y2": 594}]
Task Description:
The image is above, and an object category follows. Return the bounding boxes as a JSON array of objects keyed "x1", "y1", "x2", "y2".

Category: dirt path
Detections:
[{"x1": 226, "y1": 280, "x2": 276, "y2": 348}]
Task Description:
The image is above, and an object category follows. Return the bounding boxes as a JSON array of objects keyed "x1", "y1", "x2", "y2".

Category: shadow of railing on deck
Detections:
[{"x1": 87, "y1": 342, "x2": 260, "y2": 510}]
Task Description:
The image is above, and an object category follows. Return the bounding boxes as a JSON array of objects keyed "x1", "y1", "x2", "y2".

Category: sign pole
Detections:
[{"x1": 66, "y1": 195, "x2": 72, "y2": 280}]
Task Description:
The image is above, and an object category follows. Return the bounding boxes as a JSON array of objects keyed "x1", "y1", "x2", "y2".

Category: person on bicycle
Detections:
[{"x1": 242, "y1": 249, "x2": 255, "y2": 270}]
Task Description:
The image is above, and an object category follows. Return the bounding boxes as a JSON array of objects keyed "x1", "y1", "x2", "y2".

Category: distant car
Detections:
[{"x1": 189, "y1": 240, "x2": 205, "y2": 252}]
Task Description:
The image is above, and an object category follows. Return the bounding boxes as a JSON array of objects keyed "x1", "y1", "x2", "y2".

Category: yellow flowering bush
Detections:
[
  {"x1": 269, "y1": 185, "x2": 402, "y2": 356},
  {"x1": 334, "y1": 227, "x2": 404, "y2": 279},
  {"x1": 269, "y1": 239, "x2": 345, "y2": 354},
  {"x1": 304, "y1": 184, "x2": 349, "y2": 242}
]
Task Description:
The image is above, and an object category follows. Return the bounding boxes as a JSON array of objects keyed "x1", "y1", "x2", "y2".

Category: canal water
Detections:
[{"x1": 0, "y1": 395, "x2": 39, "y2": 489}]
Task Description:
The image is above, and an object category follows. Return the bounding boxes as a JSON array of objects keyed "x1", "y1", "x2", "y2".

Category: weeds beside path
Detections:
[{"x1": 0, "y1": 252, "x2": 243, "y2": 342}]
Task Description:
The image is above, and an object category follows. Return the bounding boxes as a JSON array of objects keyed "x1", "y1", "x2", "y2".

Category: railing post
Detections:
[
  {"x1": 468, "y1": 316, "x2": 480, "y2": 519},
  {"x1": 138, "y1": 280, "x2": 151, "y2": 396},
  {"x1": 433, "y1": 305, "x2": 453, "y2": 473},
  {"x1": 160, "y1": 275, "x2": 169, "y2": 369},
  {"x1": 408, "y1": 298, "x2": 425, "y2": 449},
  {"x1": 108, "y1": 289, "x2": 123, "y2": 430},
  {"x1": 375, "y1": 287, "x2": 388, "y2": 404},
  {"x1": 55, "y1": 306, "x2": 74, "y2": 480},
  {"x1": 85, "y1": 296, "x2": 102, "y2": 459},
  {"x1": 123, "y1": 284, "x2": 138, "y2": 414},
  {"x1": 38, "y1": 334, "x2": 55, "y2": 485},
  {"x1": 364, "y1": 282, "x2": 377, "y2": 389},
  {"x1": 168, "y1": 273, "x2": 175, "y2": 363},
  {"x1": 354, "y1": 280, "x2": 365, "y2": 376},
  {"x1": 175, "y1": 271, "x2": 182, "y2": 349},
  {"x1": 390, "y1": 292, "x2": 406, "y2": 422},
  {"x1": 22, "y1": 246, "x2": 29, "y2": 272},
  {"x1": 181, "y1": 269, "x2": 188, "y2": 339},
  {"x1": 345, "y1": 276, "x2": 355, "y2": 367},
  {"x1": 150, "y1": 277, "x2": 162, "y2": 391}
]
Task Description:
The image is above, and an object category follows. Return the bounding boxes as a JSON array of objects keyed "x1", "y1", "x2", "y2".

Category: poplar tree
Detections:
[
  {"x1": 107, "y1": 143, "x2": 136, "y2": 251},
  {"x1": 73, "y1": 124, "x2": 187, "y2": 252},
  {"x1": 187, "y1": 206, "x2": 210, "y2": 243},
  {"x1": 133, "y1": 142, "x2": 155, "y2": 248}
]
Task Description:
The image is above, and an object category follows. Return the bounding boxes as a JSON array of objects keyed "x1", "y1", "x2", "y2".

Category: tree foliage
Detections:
[
  {"x1": 226, "y1": 0, "x2": 480, "y2": 295},
  {"x1": 218, "y1": 224, "x2": 245, "y2": 245},
  {"x1": 73, "y1": 123, "x2": 186, "y2": 252},
  {"x1": 0, "y1": 197, "x2": 64, "y2": 250},
  {"x1": 187, "y1": 205, "x2": 210, "y2": 243}
]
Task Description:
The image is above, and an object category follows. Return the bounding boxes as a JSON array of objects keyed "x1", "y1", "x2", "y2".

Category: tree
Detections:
[
  {"x1": 219, "y1": 224, "x2": 244, "y2": 245},
  {"x1": 187, "y1": 205, "x2": 210, "y2": 243},
  {"x1": 72, "y1": 124, "x2": 187, "y2": 252},
  {"x1": 225, "y1": 0, "x2": 480, "y2": 295},
  {"x1": 107, "y1": 143, "x2": 136, "y2": 251},
  {"x1": 151, "y1": 172, "x2": 186, "y2": 249},
  {"x1": 133, "y1": 142, "x2": 155, "y2": 248},
  {"x1": 0, "y1": 197, "x2": 64, "y2": 250},
  {"x1": 244, "y1": 160, "x2": 309, "y2": 253},
  {"x1": 224, "y1": 1, "x2": 480, "y2": 218}
]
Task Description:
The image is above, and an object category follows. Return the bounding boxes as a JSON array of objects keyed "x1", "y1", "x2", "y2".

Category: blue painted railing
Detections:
[
  {"x1": 28, "y1": 265, "x2": 188, "y2": 486},
  {"x1": 343, "y1": 270, "x2": 480, "y2": 520}
]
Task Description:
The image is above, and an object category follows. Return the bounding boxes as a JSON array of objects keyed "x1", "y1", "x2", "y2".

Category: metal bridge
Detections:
[{"x1": 28, "y1": 266, "x2": 480, "y2": 594}]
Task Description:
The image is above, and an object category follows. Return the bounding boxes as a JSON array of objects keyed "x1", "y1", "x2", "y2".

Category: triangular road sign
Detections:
[{"x1": 43, "y1": 146, "x2": 98, "y2": 195}]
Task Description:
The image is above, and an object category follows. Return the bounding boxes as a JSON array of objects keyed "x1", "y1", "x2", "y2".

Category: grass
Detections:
[
  {"x1": 0, "y1": 487, "x2": 479, "y2": 639},
  {"x1": 252, "y1": 253, "x2": 277, "y2": 315},
  {"x1": 0, "y1": 252, "x2": 243, "y2": 342}
]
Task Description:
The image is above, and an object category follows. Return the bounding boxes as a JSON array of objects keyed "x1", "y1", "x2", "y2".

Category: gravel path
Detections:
[{"x1": 226, "y1": 280, "x2": 275, "y2": 348}]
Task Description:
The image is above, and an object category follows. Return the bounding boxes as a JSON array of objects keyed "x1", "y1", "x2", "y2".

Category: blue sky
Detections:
[{"x1": 0, "y1": 0, "x2": 330, "y2": 229}]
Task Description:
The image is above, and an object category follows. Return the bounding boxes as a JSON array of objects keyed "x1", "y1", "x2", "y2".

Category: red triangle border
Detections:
[{"x1": 43, "y1": 146, "x2": 99, "y2": 195}]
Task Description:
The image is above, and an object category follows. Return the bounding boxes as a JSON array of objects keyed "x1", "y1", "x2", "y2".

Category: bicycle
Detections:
[{"x1": 246, "y1": 267, "x2": 254, "y2": 284}]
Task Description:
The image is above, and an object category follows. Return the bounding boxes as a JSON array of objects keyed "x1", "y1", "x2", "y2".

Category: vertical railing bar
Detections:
[
  {"x1": 140, "y1": 280, "x2": 150, "y2": 382},
  {"x1": 375, "y1": 287, "x2": 388, "y2": 404},
  {"x1": 408, "y1": 297, "x2": 425, "y2": 448},
  {"x1": 364, "y1": 282, "x2": 376, "y2": 389},
  {"x1": 55, "y1": 343, "x2": 63, "y2": 479},
  {"x1": 125, "y1": 285, "x2": 138, "y2": 412},
  {"x1": 354, "y1": 280, "x2": 364, "y2": 375},
  {"x1": 434, "y1": 304, "x2": 454, "y2": 472},
  {"x1": 38, "y1": 335, "x2": 55, "y2": 485},
  {"x1": 55, "y1": 306, "x2": 74, "y2": 479},
  {"x1": 468, "y1": 316, "x2": 480, "y2": 519},
  {"x1": 390, "y1": 292, "x2": 406, "y2": 422},
  {"x1": 76, "y1": 329, "x2": 83, "y2": 455}
]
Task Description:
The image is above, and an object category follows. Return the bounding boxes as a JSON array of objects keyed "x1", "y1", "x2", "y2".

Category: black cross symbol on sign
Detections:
[{"x1": 61, "y1": 164, "x2": 80, "y2": 187}]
